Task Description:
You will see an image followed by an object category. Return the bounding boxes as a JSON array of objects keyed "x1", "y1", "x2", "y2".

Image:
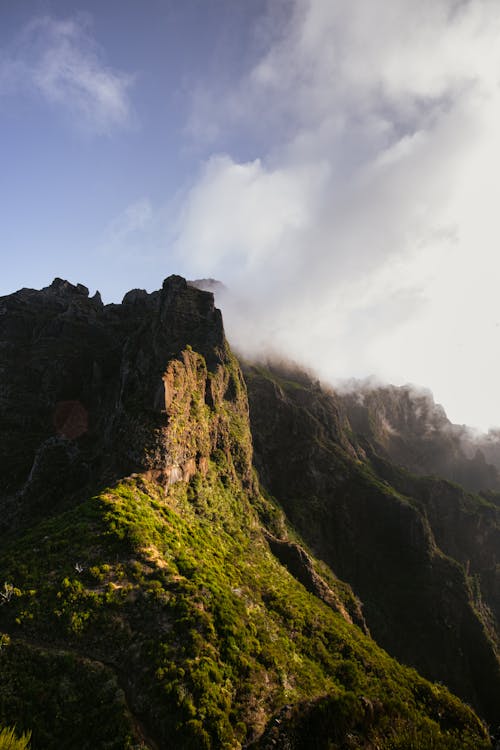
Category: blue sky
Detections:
[
  {"x1": 0, "y1": 0, "x2": 269, "y2": 296},
  {"x1": 2, "y1": 0, "x2": 500, "y2": 430}
]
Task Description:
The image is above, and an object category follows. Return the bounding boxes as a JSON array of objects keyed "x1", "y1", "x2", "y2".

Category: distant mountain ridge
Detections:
[
  {"x1": 0, "y1": 277, "x2": 497, "y2": 748},
  {"x1": 338, "y1": 380, "x2": 500, "y2": 492}
]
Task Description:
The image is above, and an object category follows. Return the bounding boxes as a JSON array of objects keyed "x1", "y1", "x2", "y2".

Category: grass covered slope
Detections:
[{"x1": 0, "y1": 471, "x2": 490, "y2": 749}]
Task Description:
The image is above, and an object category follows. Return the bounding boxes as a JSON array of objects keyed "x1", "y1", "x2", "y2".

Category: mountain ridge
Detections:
[
  {"x1": 338, "y1": 380, "x2": 500, "y2": 491},
  {"x1": 0, "y1": 276, "x2": 497, "y2": 748}
]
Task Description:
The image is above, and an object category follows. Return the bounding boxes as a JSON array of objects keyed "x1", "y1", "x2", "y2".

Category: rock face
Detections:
[
  {"x1": 244, "y1": 362, "x2": 500, "y2": 728},
  {"x1": 0, "y1": 275, "x2": 244, "y2": 531},
  {"x1": 0, "y1": 277, "x2": 497, "y2": 749}
]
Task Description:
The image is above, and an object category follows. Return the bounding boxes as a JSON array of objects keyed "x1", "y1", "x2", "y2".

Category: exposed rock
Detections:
[
  {"x1": 0, "y1": 275, "x2": 238, "y2": 529},
  {"x1": 121, "y1": 288, "x2": 150, "y2": 305},
  {"x1": 44, "y1": 278, "x2": 90, "y2": 297}
]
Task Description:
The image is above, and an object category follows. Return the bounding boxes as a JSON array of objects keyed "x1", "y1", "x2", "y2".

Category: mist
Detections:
[{"x1": 171, "y1": 0, "x2": 500, "y2": 431}]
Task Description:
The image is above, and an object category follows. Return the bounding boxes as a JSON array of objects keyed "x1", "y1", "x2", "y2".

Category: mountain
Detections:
[
  {"x1": 244, "y1": 362, "x2": 500, "y2": 727},
  {"x1": 0, "y1": 277, "x2": 497, "y2": 749},
  {"x1": 338, "y1": 382, "x2": 500, "y2": 492}
]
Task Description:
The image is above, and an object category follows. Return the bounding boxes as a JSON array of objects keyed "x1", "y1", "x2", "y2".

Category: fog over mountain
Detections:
[
  {"x1": 2, "y1": 1, "x2": 499, "y2": 429},
  {"x1": 172, "y1": 0, "x2": 500, "y2": 432}
]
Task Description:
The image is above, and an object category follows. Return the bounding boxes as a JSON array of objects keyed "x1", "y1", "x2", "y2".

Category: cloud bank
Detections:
[
  {"x1": 172, "y1": 0, "x2": 500, "y2": 431},
  {"x1": 1, "y1": 15, "x2": 134, "y2": 134}
]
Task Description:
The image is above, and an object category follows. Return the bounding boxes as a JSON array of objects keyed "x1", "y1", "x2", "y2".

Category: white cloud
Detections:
[
  {"x1": 1, "y1": 15, "x2": 134, "y2": 134},
  {"x1": 177, "y1": 0, "x2": 500, "y2": 429},
  {"x1": 174, "y1": 155, "x2": 329, "y2": 281}
]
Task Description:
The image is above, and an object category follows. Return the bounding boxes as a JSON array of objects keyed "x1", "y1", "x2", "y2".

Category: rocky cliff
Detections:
[
  {"x1": 0, "y1": 278, "x2": 496, "y2": 749},
  {"x1": 0, "y1": 275, "x2": 231, "y2": 521}
]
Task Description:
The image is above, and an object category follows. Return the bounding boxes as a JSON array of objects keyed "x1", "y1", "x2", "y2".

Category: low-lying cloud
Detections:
[{"x1": 171, "y1": 0, "x2": 500, "y2": 431}]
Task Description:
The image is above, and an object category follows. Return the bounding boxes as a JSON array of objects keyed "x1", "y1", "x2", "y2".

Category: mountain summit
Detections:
[{"x1": 0, "y1": 277, "x2": 497, "y2": 749}]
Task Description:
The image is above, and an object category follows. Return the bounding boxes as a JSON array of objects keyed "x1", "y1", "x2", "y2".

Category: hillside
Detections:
[
  {"x1": 0, "y1": 277, "x2": 496, "y2": 749},
  {"x1": 244, "y1": 362, "x2": 500, "y2": 728}
]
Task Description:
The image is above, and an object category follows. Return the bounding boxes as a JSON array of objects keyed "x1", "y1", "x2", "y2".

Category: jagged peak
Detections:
[
  {"x1": 162, "y1": 274, "x2": 187, "y2": 291},
  {"x1": 121, "y1": 288, "x2": 150, "y2": 305},
  {"x1": 44, "y1": 278, "x2": 90, "y2": 297}
]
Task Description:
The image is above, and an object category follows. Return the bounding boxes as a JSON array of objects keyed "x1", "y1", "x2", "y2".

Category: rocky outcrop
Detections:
[{"x1": 0, "y1": 275, "x2": 252, "y2": 531}]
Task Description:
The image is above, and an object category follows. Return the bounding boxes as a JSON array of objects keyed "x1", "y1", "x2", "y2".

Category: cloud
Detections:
[
  {"x1": 0, "y1": 15, "x2": 134, "y2": 134},
  {"x1": 170, "y1": 0, "x2": 500, "y2": 431},
  {"x1": 100, "y1": 198, "x2": 154, "y2": 258},
  {"x1": 174, "y1": 155, "x2": 329, "y2": 282}
]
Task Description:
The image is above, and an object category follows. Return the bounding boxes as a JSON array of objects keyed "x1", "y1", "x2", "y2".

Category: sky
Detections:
[{"x1": 1, "y1": 0, "x2": 500, "y2": 431}]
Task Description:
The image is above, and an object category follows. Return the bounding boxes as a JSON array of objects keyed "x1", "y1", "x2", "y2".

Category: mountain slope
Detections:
[
  {"x1": 244, "y1": 361, "x2": 500, "y2": 728},
  {"x1": 0, "y1": 278, "x2": 494, "y2": 748}
]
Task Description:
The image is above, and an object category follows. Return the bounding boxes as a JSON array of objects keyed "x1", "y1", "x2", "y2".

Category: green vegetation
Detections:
[
  {"x1": 0, "y1": 467, "x2": 490, "y2": 748},
  {"x1": 0, "y1": 348, "x2": 492, "y2": 748},
  {"x1": 0, "y1": 727, "x2": 31, "y2": 750}
]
